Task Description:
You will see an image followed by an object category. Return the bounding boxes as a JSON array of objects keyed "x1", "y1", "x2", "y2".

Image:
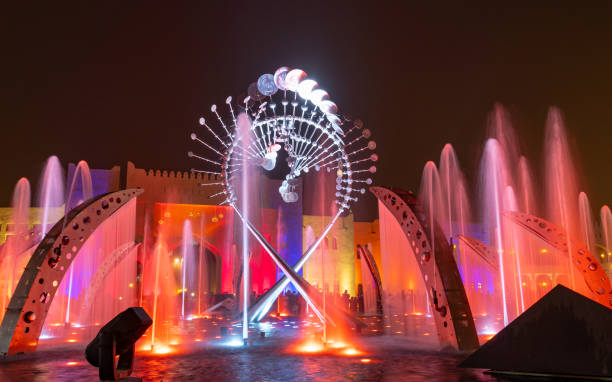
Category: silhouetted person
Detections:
[{"x1": 342, "y1": 289, "x2": 350, "y2": 310}]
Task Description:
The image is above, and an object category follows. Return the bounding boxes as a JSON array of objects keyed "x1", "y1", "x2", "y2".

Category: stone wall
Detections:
[
  {"x1": 302, "y1": 213, "x2": 356, "y2": 296},
  {"x1": 126, "y1": 161, "x2": 223, "y2": 205}
]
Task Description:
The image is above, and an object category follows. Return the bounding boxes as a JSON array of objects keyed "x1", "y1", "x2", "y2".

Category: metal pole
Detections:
[
  {"x1": 249, "y1": 209, "x2": 344, "y2": 321},
  {"x1": 232, "y1": 204, "x2": 330, "y2": 325}
]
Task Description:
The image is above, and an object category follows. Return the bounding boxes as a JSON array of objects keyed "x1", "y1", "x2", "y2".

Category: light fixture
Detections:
[{"x1": 85, "y1": 307, "x2": 152, "y2": 381}]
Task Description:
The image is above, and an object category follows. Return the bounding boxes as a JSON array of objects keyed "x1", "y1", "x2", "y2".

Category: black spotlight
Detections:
[{"x1": 85, "y1": 307, "x2": 152, "y2": 381}]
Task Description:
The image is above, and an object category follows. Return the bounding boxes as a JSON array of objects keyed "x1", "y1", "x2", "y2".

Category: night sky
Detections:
[{"x1": 2, "y1": 3, "x2": 612, "y2": 221}]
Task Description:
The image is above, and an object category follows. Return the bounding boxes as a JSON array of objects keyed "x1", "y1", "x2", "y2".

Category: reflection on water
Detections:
[{"x1": 0, "y1": 336, "x2": 503, "y2": 382}]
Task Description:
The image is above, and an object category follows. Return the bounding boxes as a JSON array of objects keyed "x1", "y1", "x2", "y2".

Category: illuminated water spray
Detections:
[
  {"x1": 181, "y1": 220, "x2": 194, "y2": 319},
  {"x1": 481, "y1": 139, "x2": 509, "y2": 326},
  {"x1": 39, "y1": 155, "x2": 65, "y2": 236},
  {"x1": 188, "y1": 67, "x2": 377, "y2": 342},
  {"x1": 63, "y1": 161, "x2": 93, "y2": 325}
]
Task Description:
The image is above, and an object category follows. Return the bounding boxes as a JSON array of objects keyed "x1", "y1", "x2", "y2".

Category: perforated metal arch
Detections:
[
  {"x1": 456, "y1": 235, "x2": 499, "y2": 271},
  {"x1": 502, "y1": 211, "x2": 612, "y2": 308},
  {"x1": 0, "y1": 189, "x2": 143, "y2": 355},
  {"x1": 356, "y1": 244, "x2": 383, "y2": 315},
  {"x1": 371, "y1": 186, "x2": 479, "y2": 351}
]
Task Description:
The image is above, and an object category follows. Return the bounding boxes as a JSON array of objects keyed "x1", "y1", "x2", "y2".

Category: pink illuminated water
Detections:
[
  {"x1": 379, "y1": 104, "x2": 609, "y2": 343},
  {"x1": 38, "y1": 155, "x2": 65, "y2": 235},
  {"x1": 544, "y1": 108, "x2": 581, "y2": 290},
  {"x1": 419, "y1": 161, "x2": 448, "y2": 243},
  {"x1": 62, "y1": 161, "x2": 93, "y2": 325},
  {"x1": 517, "y1": 157, "x2": 536, "y2": 215},
  {"x1": 197, "y1": 213, "x2": 208, "y2": 315},
  {"x1": 181, "y1": 219, "x2": 196, "y2": 318},
  {"x1": 578, "y1": 192, "x2": 596, "y2": 254},
  {"x1": 439, "y1": 143, "x2": 471, "y2": 278},
  {"x1": 480, "y1": 139, "x2": 511, "y2": 326},
  {"x1": 0, "y1": 178, "x2": 32, "y2": 322},
  {"x1": 65, "y1": 160, "x2": 93, "y2": 212},
  {"x1": 505, "y1": 186, "x2": 525, "y2": 314},
  {"x1": 143, "y1": 239, "x2": 177, "y2": 350}
]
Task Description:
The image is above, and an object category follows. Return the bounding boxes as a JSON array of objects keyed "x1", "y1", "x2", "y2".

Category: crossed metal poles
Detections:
[{"x1": 232, "y1": 204, "x2": 344, "y2": 325}]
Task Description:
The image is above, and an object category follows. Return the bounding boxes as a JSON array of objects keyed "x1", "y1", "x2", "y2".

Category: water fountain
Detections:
[
  {"x1": 180, "y1": 220, "x2": 196, "y2": 319},
  {"x1": 189, "y1": 66, "x2": 377, "y2": 349},
  {"x1": 1, "y1": 155, "x2": 65, "y2": 327},
  {"x1": 38, "y1": 155, "x2": 65, "y2": 236},
  {"x1": 1, "y1": 64, "x2": 611, "y2": 380},
  {"x1": 62, "y1": 160, "x2": 93, "y2": 325},
  {"x1": 376, "y1": 104, "x2": 612, "y2": 349},
  {"x1": 0, "y1": 178, "x2": 31, "y2": 322},
  {"x1": 578, "y1": 192, "x2": 597, "y2": 254}
]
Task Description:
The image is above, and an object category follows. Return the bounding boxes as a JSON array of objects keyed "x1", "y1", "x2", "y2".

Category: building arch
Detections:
[{"x1": 166, "y1": 236, "x2": 223, "y2": 295}]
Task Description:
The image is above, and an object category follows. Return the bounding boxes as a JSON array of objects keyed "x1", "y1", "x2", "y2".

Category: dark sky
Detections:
[{"x1": 2, "y1": 2, "x2": 612, "y2": 221}]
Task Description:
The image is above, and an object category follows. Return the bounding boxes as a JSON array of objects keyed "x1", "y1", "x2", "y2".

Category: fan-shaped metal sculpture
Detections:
[{"x1": 189, "y1": 67, "x2": 377, "y2": 334}]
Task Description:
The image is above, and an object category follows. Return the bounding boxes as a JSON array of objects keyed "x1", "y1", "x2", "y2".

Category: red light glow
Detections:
[
  {"x1": 341, "y1": 347, "x2": 362, "y2": 356},
  {"x1": 294, "y1": 339, "x2": 325, "y2": 354},
  {"x1": 137, "y1": 343, "x2": 177, "y2": 355}
]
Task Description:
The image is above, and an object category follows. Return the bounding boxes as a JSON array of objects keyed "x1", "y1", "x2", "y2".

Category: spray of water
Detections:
[{"x1": 38, "y1": 155, "x2": 65, "y2": 235}]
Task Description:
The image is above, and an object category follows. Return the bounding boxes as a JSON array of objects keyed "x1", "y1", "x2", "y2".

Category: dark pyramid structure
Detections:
[{"x1": 460, "y1": 285, "x2": 612, "y2": 378}]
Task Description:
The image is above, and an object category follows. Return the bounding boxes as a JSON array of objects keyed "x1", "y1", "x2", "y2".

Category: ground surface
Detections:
[{"x1": 0, "y1": 336, "x2": 502, "y2": 382}]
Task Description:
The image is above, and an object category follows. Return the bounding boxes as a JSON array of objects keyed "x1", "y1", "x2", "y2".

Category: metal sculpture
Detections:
[
  {"x1": 371, "y1": 186, "x2": 479, "y2": 351},
  {"x1": 456, "y1": 235, "x2": 499, "y2": 271},
  {"x1": 189, "y1": 67, "x2": 377, "y2": 334},
  {"x1": 356, "y1": 244, "x2": 383, "y2": 315},
  {"x1": 0, "y1": 189, "x2": 143, "y2": 355},
  {"x1": 502, "y1": 211, "x2": 612, "y2": 308}
]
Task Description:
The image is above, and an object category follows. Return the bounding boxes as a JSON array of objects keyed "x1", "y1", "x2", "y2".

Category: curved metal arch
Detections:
[
  {"x1": 371, "y1": 186, "x2": 479, "y2": 351},
  {"x1": 0, "y1": 189, "x2": 143, "y2": 355},
  {"x1": 455, "y1": 235, "x2": 499, "y2": 271},
  {"x1": 356, "y1": 244, "x2": 383, "y2": 315},
  {"x1": 502, "y1": 211, "x2": 612, "y2": 308}
]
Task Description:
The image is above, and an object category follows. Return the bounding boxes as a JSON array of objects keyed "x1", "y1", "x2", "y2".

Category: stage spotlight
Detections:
[{"x1": 85, "y1": 307, "x2": 152, "y2": 381}]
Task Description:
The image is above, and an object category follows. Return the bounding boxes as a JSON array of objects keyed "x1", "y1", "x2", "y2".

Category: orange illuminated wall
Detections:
[
  {"x1": 303, "y1": 214, "x2": 356, "y2": 296},
  {"x1": 153, "y1": 203, "x2": 235, "y2": 294},
  {"x1": 151, "y1": 203, "x2": 279, "y2": 295},
  {"x1": 353, "y1": 219, "x2": 381, "y2": 288}
]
